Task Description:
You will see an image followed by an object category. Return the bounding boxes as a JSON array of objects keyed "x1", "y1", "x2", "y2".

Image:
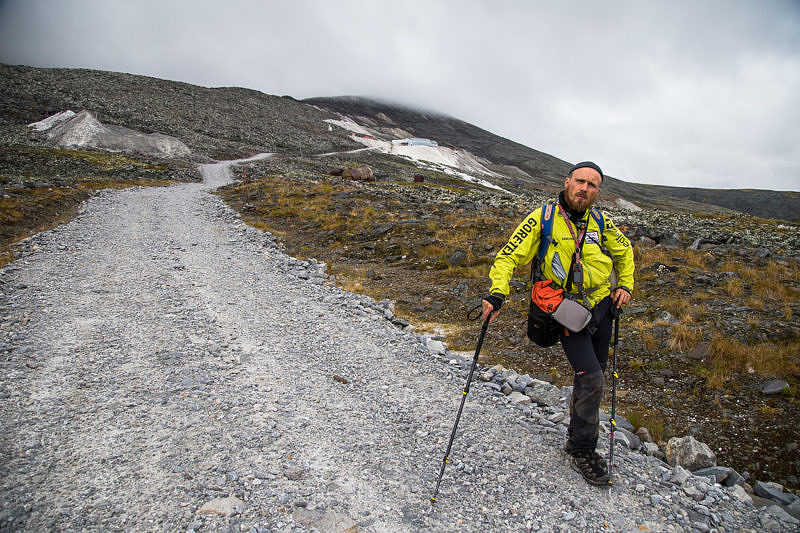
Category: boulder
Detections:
[
  {"x1": 693, "y1": 466, "x2": 733, "y2": 485},
  {"x1": 514, "y1": 374, "x2": 534, "y2": 392},
  {"x1": 643, "y1": 442, "x2": 661, "y2": 456},
  {"x1": 621, "y1": 428, "x2": 642, "y2": 450},
  {"x1": 657, "y1": 311, "x2": 680, "y2": 325},
  {"x1": 687, "y1": 342, "x2": 710, "y2": 361},
  {"x1": 761, "y1": 379, "x2": 789, "y2": 395},
  {"x1": 636, "y1": 426, "x2": 654, "y2": 443},
  {"x1": 508, "y1": 391, "x2": 531, "y2": 405},
  {"x1": 426, "y1": 338, "x2": 446, "y2": 355},
  {"x1": 669, "y1": 465, "x2": 692, "y2": 485},
  {"x1": 729, "y1": 484, "x2": 754, "y2": 506},
  {"x1": 196, "y1": 495, "x2": 245, "y2": 517},
  {"x1": 763, "y1": 505, "x2": 800, "y2": 529},
  {"x1": 448, "y1": 250, "x2": 467, "y2": 267},
  {"x1": 665, "y1": 435, "x2": 717, "y2": 471},
  {"x1": 612, "y1": 431, "x2": 630, "y2": 449},
  {"x1": 754, "y1": 480, "x2": 797, "y2": 506},
  {"x1": 341, "y1": 166, "x2": 374, "y2": 181},
  {"x1": 616, "y1": 416, "x2": 635, "y2": 432},
  {"x1": 692, "y1": 466, "x2": 744, "y2": 487},
  {"x1": 723, "y1": 469, "x2": 746, "y2": 487},
  {"x1": 524, "y1": 379, "x2": 561, "y2": 407}
]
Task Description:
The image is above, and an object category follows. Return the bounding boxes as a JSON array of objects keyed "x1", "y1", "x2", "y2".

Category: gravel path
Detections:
[{"x1": 0, "y1": 160, "x2": 784, "y2": 532}]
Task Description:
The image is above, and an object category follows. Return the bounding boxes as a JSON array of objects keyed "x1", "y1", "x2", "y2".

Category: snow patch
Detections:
[
  {"x1": 351, "y1": 135, "x2": 509, "y2": 192},
  {"x1": 325, "y1": 118, "x2": 373, "y2": 137},
  {"x1": 326, "y1": 126, "x2": 508, "y2": 192}
]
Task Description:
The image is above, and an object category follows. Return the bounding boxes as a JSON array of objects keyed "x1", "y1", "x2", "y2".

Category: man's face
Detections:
[{"x1": 563, "y1": 167, "x2": 602, "y2": 211}]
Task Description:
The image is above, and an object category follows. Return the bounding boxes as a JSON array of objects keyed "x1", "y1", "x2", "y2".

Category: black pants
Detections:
[{"x1": 561, "y1": 296, "x2": 615, "y2": 453}]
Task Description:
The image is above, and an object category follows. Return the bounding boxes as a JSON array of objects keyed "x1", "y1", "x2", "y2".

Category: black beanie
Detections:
[{"x1": 568, "y1": 161, "x2": 603, "y2": 181}]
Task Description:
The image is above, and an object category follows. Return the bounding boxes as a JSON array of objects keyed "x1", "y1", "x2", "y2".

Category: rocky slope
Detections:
[
  {"x1": 1, "y1": 159, "x2": 796, "y2": 532},
  {"x1": 1, "y1": 64, "x2": 358, "y2": 159}
]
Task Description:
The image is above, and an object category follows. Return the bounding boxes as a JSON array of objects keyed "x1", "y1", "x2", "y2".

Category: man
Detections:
[{"x1": 481, "y1": 161, "x2": 634, "y2": 486}]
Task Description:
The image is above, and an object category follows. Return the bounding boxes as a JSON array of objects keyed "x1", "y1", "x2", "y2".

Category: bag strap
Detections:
[
  {"x1": 531, "y1": 203, "x2": 557, "y2": 283},
  {"x1": 564, "y1": 219, "x2": 588, "y2": 293},
  {"x1": 537, "y1": 203, "x2": 556, "y2": 264},
  {"x1": 590, "y1": 207, "x2": 615, "y2": 260},
  {"x1": 590, "y1": 207, "x2": 604, "y2": 232}
]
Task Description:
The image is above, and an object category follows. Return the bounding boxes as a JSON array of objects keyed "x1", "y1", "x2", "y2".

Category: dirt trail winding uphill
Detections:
[{"x1": 0, "y1": 161, "x2": 777, "y2": 532}]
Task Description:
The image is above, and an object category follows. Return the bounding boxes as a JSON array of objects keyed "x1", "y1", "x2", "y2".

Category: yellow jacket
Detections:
[{"x1": 489, "y1": 204, "x2": 635, "y2": 309}]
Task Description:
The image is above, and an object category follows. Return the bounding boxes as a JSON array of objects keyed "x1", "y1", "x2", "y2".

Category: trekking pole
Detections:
[
  {"x1": 608, "y1": 307, "x2": 622, "y2": 486},
  {"x1": 431, "y1": 305, "x2": 489, "y2": 505}
]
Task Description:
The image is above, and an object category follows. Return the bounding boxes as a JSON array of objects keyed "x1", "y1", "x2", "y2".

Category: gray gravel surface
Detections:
[{"x1": 0, "y1": 159, "x2": 784, "y2": 532}]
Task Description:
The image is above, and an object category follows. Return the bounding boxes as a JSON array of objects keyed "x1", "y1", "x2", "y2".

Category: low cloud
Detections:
[{"x1": 1, "y1": 0, "x2": 797, "y2": 190}]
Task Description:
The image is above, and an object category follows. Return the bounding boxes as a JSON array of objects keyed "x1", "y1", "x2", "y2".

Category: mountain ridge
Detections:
[
  {"x1": 3, "y1": 63, "x2": 796, "y2": 221},
  {"x1": 304, "y1": 95, "x2": 800, "y2": 221}
]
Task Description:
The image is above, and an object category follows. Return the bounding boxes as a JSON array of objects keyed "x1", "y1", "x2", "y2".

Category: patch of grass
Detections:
[
  {"x1": 642, "y1": 332, "x2": 658, "y2": 351},
  {"x1": 634, "y1": 246, "x2": 668, "y2": 266},
  {"x1": 628, "y1": 360, "x2": 647, "y2": 371},
  {"x1": 746, "y1": 296, "x2": 764, "y2": 311},
  {"x1": 668, "y1": 323, "x2": 703, "y2": 353},
  {"x1": 661, "y1": 296, "x2": 692, "y2": 319},
  {"x1": 783, "y1": 385, "x2": 800, "y2": 406},
  {"x1": 625, "y1": 409, "x2": 665, "y2": 444},
  {"x1": 685, "y1": 251, "x2": 709, "y2": 269},
  {"x1": 720, "y1": 259, "x2": 800, "y2": 302},
  {"x1": 697, "y1": 334, "x2": 800, "y2": 390},
  {"x1": 759, "y1": 405, "x2": 779, "y2": 416},
  {"x1": 25, "y1": 147, "x2": 169, "y2": 171},
  {"x1": 725, "y1": 278, "x2": 745, "y2": 298},
  {"x1": 752, "y1": 277, "x2": 795, "y2": 301},
  {"x1": 692, "y1": 291, "x2": 714, "y2": 303},
  {"x1": 691, "y1": 363, "x2": 727, "y2": 391}
]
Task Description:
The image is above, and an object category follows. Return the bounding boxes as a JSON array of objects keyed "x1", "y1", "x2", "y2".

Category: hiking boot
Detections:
[
  {"x1": 591, "y1": 450, "x2": 607, "y2": 471},
  {"x1": 570, "y1": 450, "x2": 610, "y2": 486},
  {"x1": 564, "y1": 443, "x2": 608, "y2": 471}
]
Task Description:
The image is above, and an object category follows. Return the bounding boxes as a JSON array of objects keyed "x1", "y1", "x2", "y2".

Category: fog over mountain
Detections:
[{"x1": 0, "y1": 0, "x2": 797, "y2": 192}]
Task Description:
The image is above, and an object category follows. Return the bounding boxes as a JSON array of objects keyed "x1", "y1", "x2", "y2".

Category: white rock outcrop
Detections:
[{"x1": 29, "y1": 110, "x2": 191, "y2": 158}]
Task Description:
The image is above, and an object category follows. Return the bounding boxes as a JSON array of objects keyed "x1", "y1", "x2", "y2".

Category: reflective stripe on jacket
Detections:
[{"x1": 489, "y1": 205, "x2": 635, "y2": 309}]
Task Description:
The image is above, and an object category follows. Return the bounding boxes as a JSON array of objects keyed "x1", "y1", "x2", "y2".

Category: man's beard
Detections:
[{"x1": 569, "y1": 194, "x2": 590, "y2": 210}]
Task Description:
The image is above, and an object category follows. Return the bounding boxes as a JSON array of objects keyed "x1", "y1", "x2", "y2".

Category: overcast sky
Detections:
[{"x1": 1, "y1": 0, "x2": 798, "y2": 192}]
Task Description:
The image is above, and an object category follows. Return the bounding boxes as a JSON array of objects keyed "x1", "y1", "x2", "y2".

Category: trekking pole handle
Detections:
[{"x1": 467, "y1": 302, "x2": 483, "y2": 321}]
